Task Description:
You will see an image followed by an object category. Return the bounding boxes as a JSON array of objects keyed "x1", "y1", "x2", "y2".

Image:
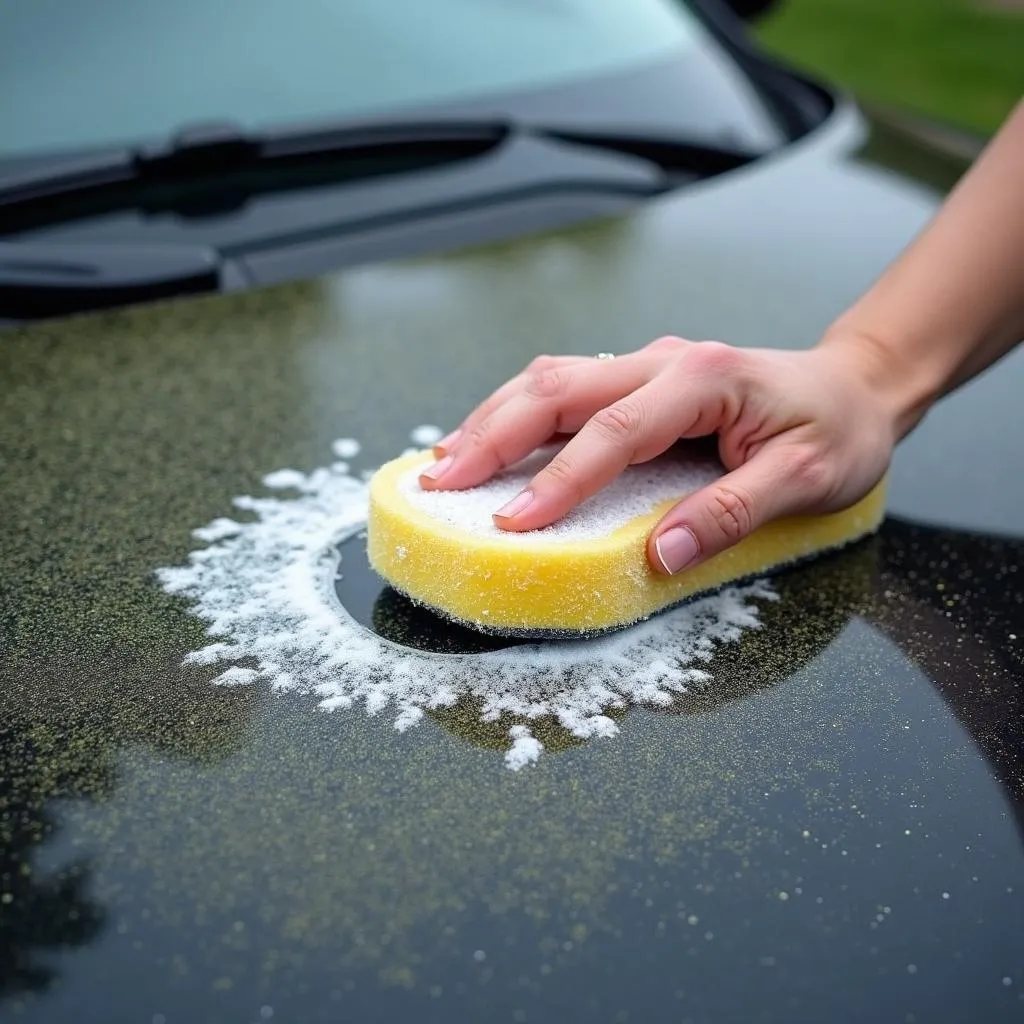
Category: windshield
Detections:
[{"x1": 1, "y1": 0, "x2": 700, "y2": 159}]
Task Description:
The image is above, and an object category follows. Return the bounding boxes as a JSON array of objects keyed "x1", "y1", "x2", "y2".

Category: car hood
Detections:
[{"x1": 2, "y1": 103, "x2": 1023, "y2": 1023}]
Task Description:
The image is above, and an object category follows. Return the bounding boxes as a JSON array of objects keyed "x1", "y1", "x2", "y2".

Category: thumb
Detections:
[{"x1": 647, "y1": 447, "x2": 816, "y2": 575}]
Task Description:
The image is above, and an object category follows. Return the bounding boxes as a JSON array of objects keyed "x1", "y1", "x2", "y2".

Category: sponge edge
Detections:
[{"x1": 367, "y1": 450, "x2": 887, "y2": 637}]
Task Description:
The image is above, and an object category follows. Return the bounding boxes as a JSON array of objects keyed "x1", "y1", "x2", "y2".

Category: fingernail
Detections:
[
  {"x1": 493, "y1": 489, "x2": 534, "y2": 521},
  {"x1": 420, "y1": 454, "x2": 454, "y2": 482},
  {"x1": 654, "y1": 526, "x2": 699, "y2": 574},
  {"x1": 433, "y1": 428, "x2": 462, "y2": 456}
]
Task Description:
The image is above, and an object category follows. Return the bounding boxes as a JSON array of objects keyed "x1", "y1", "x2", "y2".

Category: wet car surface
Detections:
[{"x1": 4, "y1": 17, "x2": 1024, "y2": 1024}]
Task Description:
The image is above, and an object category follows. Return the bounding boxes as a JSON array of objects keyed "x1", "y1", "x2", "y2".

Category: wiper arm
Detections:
[
  {"x1": 0, "y1": 118, "x2": 754, "y2": 319},
  {"x1": 539, "y1": 126, "x2": 756, "y2": 177},
  {"x1": 0, "y1": 119, "x2": 672, "y2": 319},
  {"x1": 140, "y1": 118, "x2": 510, "y2": 171},
  {"x1": 0, "y1": 118, "x2": 512, "y2": 225},
  {"x1": 0, "y1": 240, "x2": 231, "y2": 320},
  {"x1": 0, "y1": 116, "x2": 756, "y2": 235}
]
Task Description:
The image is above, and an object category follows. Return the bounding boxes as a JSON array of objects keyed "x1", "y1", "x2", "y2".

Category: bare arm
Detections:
[{"x1": 825, "y1": 99, "x2": 1024, "y2": 437}]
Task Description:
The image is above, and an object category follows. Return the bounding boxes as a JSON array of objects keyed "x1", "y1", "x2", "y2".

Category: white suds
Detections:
[
  {"x1": 211, "y1": 666, "x2": 261, "y2": 686},
  {"x1": 192, "y1": 517, "x2": 244, "y2": 542},
  {"x1": 332, "y1": 438, "x2": 361, "y2": 459},
  {"x1": 157, "y1": 439, "x2": 774, "y2": 769},
  {"x1": 401, "y1": 444, "x2": 724, "y2": 543},
  {"x1": 410, "y1": 424, "x2": 444, "y2": 447},
  {"x1": 506, "y1": 725, "x2": 544, "y2": 769},
  {"x1": 263, "y1": 469, "x2": 307, "y2": 491}
]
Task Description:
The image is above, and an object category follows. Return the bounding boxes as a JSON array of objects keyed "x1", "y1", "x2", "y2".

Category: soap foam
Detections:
[
  {"x1": 157, "y1": 438, "x2": 773, "y2": 768},
  {"x1": 400, "y1": 445, "x2": 724, "y2": 543},
  {"x1": 332, "y1": 438, "x2": 361, "y2": 459},
  {"x1": 409, "y1": 424, "x2": 445, "y2": 447}
]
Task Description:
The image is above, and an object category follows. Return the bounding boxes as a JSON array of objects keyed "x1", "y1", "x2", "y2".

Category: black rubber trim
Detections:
[{"x1": 687, "y1": 0, "x2": 835, "y2": 140}]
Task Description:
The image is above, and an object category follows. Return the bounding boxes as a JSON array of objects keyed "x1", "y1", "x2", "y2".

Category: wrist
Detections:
[{"x1": 816, "y1": 321, "x2": 945, "y2": 441}]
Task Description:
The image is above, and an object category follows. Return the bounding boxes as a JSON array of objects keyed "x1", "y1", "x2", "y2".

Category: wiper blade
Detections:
[
  {"x1": 136, "y1": 118, "x2": 511, "y2": 182},
  {"x1": 0, "y1": 116, "x2": 756, "y2": 235},
  {"x1": 0, "y1": 118, "x2": 512, "y2": 218},
  {"x1": 0, "y1": 240, "x2": 228, "y2": 319},
  {"x1": 540, "y1": 127, "x2": 756, "y2": 177}
]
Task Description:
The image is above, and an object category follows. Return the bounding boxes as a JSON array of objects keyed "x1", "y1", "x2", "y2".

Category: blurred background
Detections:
[{"x1": 754, "y1": 0, "x2": 1023, "y2": 135}]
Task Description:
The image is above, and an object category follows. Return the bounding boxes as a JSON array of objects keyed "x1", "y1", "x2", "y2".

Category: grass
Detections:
[{"x1": 756, "y1": 0, "x2": 1024, "y2": 135}]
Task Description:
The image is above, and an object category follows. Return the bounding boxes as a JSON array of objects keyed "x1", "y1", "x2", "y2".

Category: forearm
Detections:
[{"x1": 822, "y1": 99, "x2": 1024, "y2": 438}]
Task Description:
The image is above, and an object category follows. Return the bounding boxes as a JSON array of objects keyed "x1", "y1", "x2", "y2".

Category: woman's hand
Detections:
[
  {"x1": 418, "y1": 100, "x2": 1024, "y2": 572},
  {"x1": 419, "y1": 335, "x2": 899, "y2": 575}
]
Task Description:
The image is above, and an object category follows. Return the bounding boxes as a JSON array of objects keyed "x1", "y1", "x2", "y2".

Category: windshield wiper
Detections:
[
  {"x1": 0, "y1": 117, "x2": 759, "y2": 229},
  {"x1": 538, "y1": 126, "x2": 755, "y2": 177},
  {"x1": 0, "y1": 119, "x2": 512, "y2": 228},
  {"x1": 0, "y1": 240, "x2": 234, "y2": 320},
  {"x1": 0, "y1": 117, "x2": 755, "y2": 319}
]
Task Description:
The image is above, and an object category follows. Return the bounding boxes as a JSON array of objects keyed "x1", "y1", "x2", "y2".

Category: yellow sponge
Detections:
[{"x1": 367, "y1": 445, "x2": 887, "y2": 637}]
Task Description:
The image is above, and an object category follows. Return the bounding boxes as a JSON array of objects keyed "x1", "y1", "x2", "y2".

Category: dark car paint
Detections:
[{"x1": 2, "y1": 96, "x2": 1024, "y2": 1024}]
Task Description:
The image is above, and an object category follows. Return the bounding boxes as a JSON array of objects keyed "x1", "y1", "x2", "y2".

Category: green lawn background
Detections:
[{"x1": 756, "y1": 0, "x2": 1023, "y2": 135}]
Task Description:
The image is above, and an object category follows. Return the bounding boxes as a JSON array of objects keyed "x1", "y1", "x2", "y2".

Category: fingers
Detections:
[
  {"x1": 491, "y1": 371, "x2": 720, "y2": 532},
  {"x1": 647, "y1": 444, "x2": 827, "y2": 574},
  {"x1": 416, "y1": 336, "x2": 854, "y2": 579},
  {"x1": 420, "y1": 355, "x2": 652, "y2": 491},
  {"x1": 431, "y1": 356, "x2": 592, "y2": 459}
]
